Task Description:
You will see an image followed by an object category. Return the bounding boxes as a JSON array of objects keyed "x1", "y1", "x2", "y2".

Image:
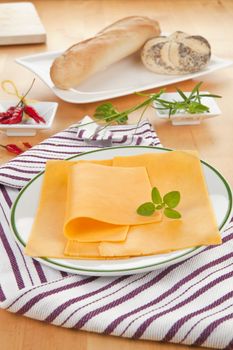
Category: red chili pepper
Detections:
[
  {"x1": 6, "y1": 106, "x2": 16, "y2": 114},
  {"x1": 0, "y1": 144, "x2": 23, "y2": 155},
  {"x1": 0, "y1": 112, "x2": 11, "y2": 122},
  {"x1": 6, "y1": 106, "x2": 24, "y2": 124},
  {"x1": 24, "y1": 105, "x2": 46, "y2": 124},
  {"x1": 0, "y1": 107, "x2": 14, "y2": 123},
  {"x1": 0, "y1": 106, "x2": 23, "y2": 124},
  {"x1": 23, "y1": 142, "x2": 32, "y2": 148}
]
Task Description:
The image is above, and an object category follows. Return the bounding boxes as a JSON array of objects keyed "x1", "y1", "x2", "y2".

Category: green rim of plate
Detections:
[{"x1": 10, "y1": 146, "x2": 233, "y2": 274}]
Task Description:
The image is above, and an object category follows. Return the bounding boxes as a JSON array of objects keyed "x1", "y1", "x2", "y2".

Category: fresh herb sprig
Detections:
[
  {"x1": 94, "y1": 102, "x2": 127, "y2": 124},
  {"x1": 137, "y1": 187, "x2": 181, "y2": 219},
  {"x1": 93, "y1": 90, "x2": 164, "y2": 124},
  {"x1": 89, "y1": 90, "x2": 164, "y2": 138},
  {"x1": 74, "y1": 82, "x2": 221, "y2": 136},
  {"x1": 93, "y1": 82, "x2": 221, "y2": 126},
  {"x1": 154, "y1": 82, "x2": 222, "y2": 117}
]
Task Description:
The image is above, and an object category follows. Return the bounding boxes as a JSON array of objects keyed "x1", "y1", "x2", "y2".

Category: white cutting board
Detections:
[{"x1": 0, "y1": 2, "x2": 46, "y2": 45}]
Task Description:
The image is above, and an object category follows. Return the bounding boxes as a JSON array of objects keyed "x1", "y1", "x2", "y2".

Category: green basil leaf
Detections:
[
  {"x1": 151, "y1": 187, "x2": 162, "y2": 204},
  {"x1": 94, "y1": 102, "x2": 119, "y2": 122},
  {"x1": 137, "y1": 202, "x2": 155, "y2": 216},
  {"x1": 163, "y1": 191, "x2": 180, "y2": 208},
  {"x1": 155, "y1": 204, "x2": 163, "y2": 210},
  {"x1": 164, "y1": 208, "x2": 182, "y2": 219}
]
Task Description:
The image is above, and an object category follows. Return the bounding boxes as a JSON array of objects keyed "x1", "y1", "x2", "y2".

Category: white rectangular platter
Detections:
[{"x1": 16, "y1": 51, "x2": 232, "y2": 104}]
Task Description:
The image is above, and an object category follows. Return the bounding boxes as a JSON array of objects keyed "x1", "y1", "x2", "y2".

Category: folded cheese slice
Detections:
[
  {"x1": 25, "y1": 158, "x2": 160, "y2": 258},
  {"x1": 98, "y1": 150, "x2": 221, "y2": 256},
  {"x1": 25, "y1": 159, "x2": 115, "y2": 257},
  {"x1": 25, "y1": 160, "x2": 74, "y2": 258},
  {"x1": 64, "y1": 162, "x2": 160, "y2": 242},
  {"x1": 66, "y1": 151, "x2": 221, "y2": 258}
]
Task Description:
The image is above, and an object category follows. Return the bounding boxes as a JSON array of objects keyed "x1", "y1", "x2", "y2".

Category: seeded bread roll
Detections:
[
  {"x1": 50, "y1": 16, "x2": 160, "y2": 89},
  {"x1": 169, "y1": 31, "x2": 188, "y2": 42},
  {"x1": 141, "y1": 31, "x2": 211, "y2": 75},
  {"x1": 140, "y1": 36, "x2": 179, "y2": 74},
  {"x1": 169, "y1": 34, "x2": 211, "y2": 73}
]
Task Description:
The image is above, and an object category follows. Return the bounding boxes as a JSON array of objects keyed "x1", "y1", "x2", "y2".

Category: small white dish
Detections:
[
  {"x1": 154, "y1": 91, "x2": 221, "y2": 126},
  {"x1": 15, "y1": 50, "x2": 232, "y2": 104},
  {"x1": 0, "y1": 101, "x2": 58, "y2": 136}
]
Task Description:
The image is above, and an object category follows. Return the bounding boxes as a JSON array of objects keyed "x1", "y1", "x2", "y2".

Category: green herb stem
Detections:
[{"x1": 74, "y1": 82, "x2": 222, "y2": 138}]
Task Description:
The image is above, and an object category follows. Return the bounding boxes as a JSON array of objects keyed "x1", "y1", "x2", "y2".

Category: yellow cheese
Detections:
[
  {"x1": 25, "y1": 160, "x2": 73, "y2": 258},
  {"x1": 65, "y1": 240, "x2": 102, "y2": 258},
  {"x1": 25, "y1": 151, "x2": 221, "y2": 259},
  {"x1": 25, "y1": 159, "x2": 113, "y2": 258},
  {"x1": 25, "y1": 158, "x2": 160, "y2": 258},
  {"x1": 66, "y1": 150, "x2": 221, "y2": 258},
  {"x1": 98, "y1": 150, "x2": 221, "y2": 256},
  {"x1": 64, "y1": 162, "x2": 161, "y2": 242}
]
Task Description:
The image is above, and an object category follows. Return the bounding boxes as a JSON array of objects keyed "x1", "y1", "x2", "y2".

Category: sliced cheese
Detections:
[
  {"x1": 26, "y1": 151, "x2": 221, "y2": 260},
  {"x1": 25, "y1": 159, "x2": 114, "y2": 258},
  {"x1": 65, "y1": 241, "x2": 100, "y2": 257},
  {"x1": 25, "y1": 160, "x2": 73, "y2": 258},
  {"x1": 25, "y1": 158, "x2": 160, "y2": 258},
  {"x1": 97, "y1": 150, "x2": 221, "y2": 257},
  {"x1": 64, "y1": 162, "x2": 161, "y2": 242}
]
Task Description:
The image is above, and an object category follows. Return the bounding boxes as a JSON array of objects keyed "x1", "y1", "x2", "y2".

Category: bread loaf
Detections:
[
  {"x1": 141, "y1": 31, "x2": 211, "y2": 75},
  {"x1": 50, "y1": 16, "x2": 160, "y2": 89}
]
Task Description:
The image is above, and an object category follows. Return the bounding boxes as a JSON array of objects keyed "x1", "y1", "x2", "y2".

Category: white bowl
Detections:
[
  {"x1": 153, "y1": 91, "x2": 221, "y2": 126},
  {"x1": 0, "y1": 101, "x2": 58, "y2": 136}
]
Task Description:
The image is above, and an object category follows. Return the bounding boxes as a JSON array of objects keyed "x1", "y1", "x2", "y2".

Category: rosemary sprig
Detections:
[
  {"x1": 154, "y1": 82, "x2": 221, "y2": 117},
  {"x1": 73, "y1": 82, "x2": 221, "y2": 136},
  {"x1": 92, "y1": 82, "x2": 221, "y2": 127}
]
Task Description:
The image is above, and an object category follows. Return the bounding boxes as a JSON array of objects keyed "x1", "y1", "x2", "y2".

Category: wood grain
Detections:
[{"x1": 0, "y1": 1, "x2": 233, "y2": 349}]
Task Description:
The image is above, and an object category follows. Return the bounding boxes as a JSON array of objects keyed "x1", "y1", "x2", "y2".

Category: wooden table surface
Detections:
[{"x1": 0, "y1": 0, "x2": 233, "y2": 349}]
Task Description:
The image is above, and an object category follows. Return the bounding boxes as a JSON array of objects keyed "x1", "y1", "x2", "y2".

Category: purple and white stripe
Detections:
[
  {"x1": 0, "y1": 119, "x2": 233, "y2": 349},
  {"x1": 0, "y1": 119, "x2": 159, "y2": 188},
  {"x1": 2, "y1": 214, "x2": 232, "y2": 349}
]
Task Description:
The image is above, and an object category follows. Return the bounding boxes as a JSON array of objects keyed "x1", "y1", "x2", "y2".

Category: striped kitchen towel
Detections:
[
  {"x1": 0, "y1": 118, "x2": 159, "y2": 188},
  {"x1": 0, "y1": 119, "x2": 233, "y2": 349}
]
